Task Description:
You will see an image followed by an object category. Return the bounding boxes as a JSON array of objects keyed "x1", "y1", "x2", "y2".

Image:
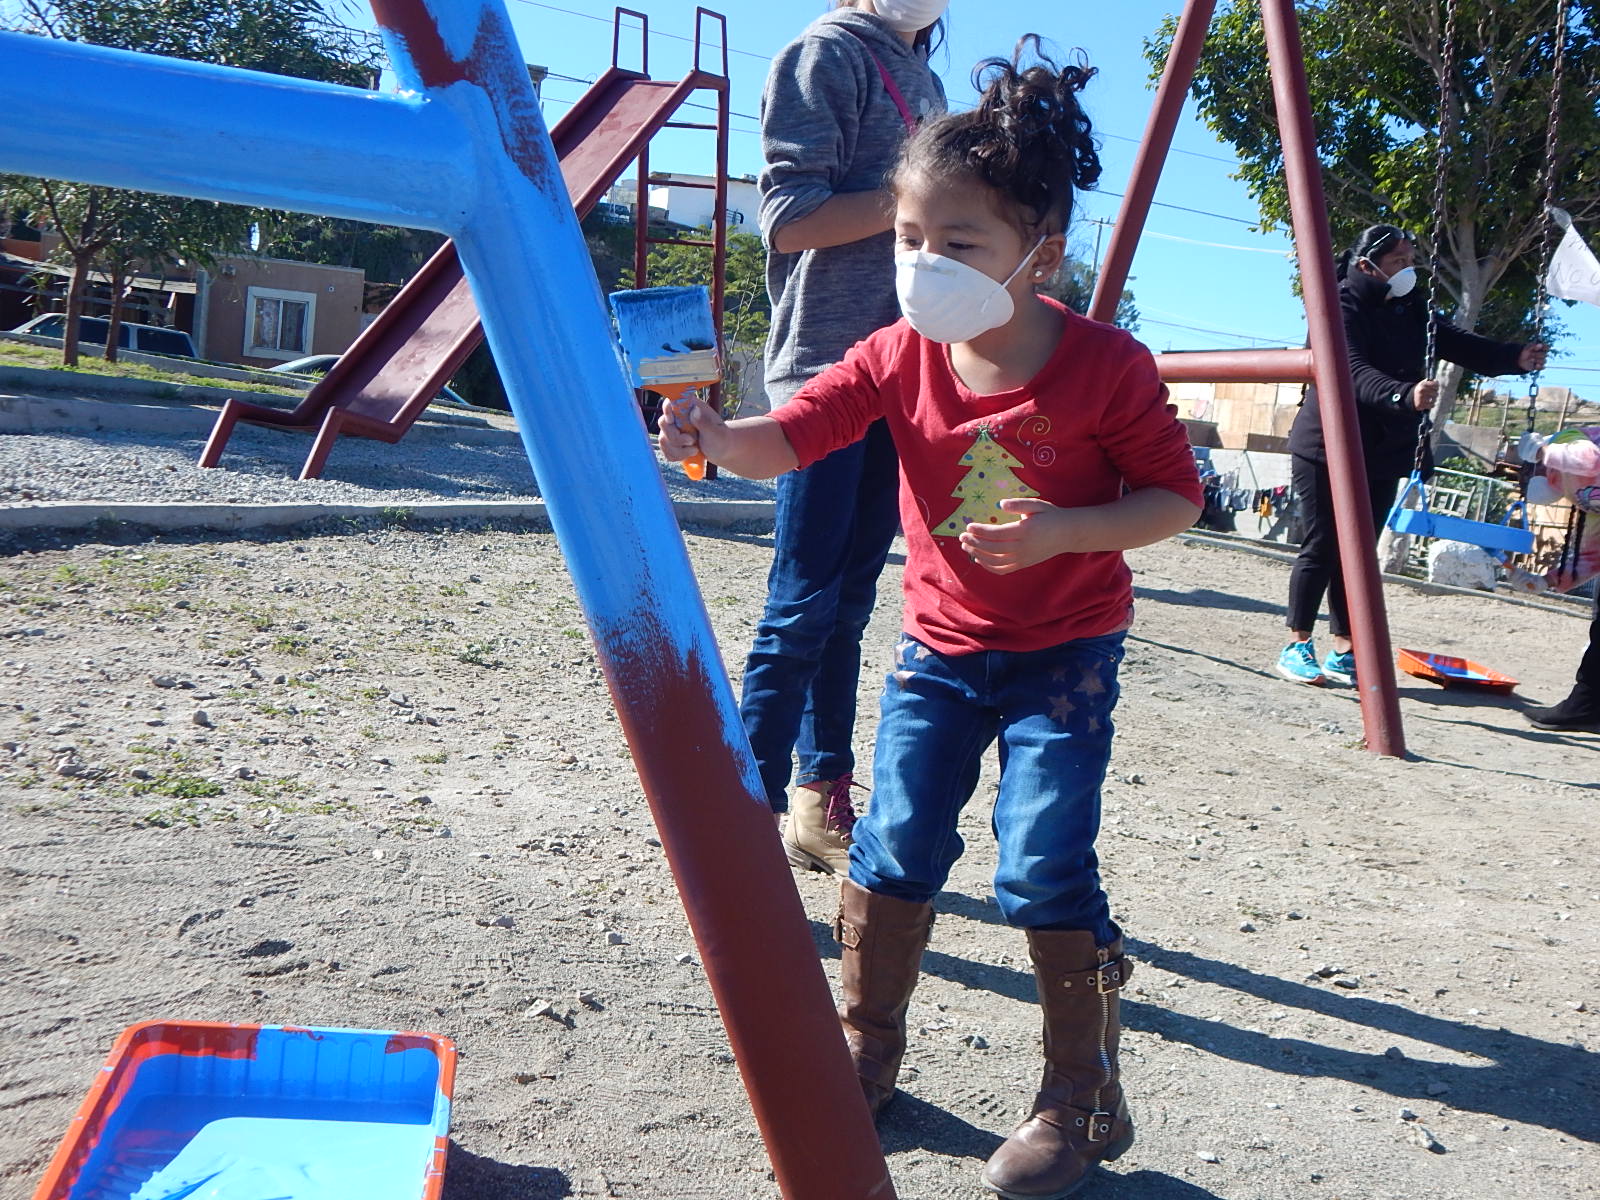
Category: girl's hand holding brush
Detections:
[{"x1": 657, "y1": 391, "x2": 727, "y2": 468}]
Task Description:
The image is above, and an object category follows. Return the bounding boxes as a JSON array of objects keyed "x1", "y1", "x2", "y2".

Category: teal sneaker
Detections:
[
  {"x1": 1276, "y1": 640, "x2": 1325, "y2": 685},
  {"x1": 1322, "y1": 649, "x2": 1357, "y2": 686}
]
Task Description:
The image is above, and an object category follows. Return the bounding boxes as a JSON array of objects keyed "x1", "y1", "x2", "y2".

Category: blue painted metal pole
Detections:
[
  {"x1": 0, "y1": 4, "x2": 897, "y2": 1195},
  {"x1": 0, "y1": 33, "x2": 469, "y2": 229}
]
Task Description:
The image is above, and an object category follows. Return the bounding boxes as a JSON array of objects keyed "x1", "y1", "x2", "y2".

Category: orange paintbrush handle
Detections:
[{"x1": 659, "y1": 384, "x2": 708, "y2": 480}]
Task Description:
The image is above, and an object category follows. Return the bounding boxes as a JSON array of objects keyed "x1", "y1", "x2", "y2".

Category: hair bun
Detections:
[{"x1": 891, "y1": 35, "x2": 1101, "y2": 235}]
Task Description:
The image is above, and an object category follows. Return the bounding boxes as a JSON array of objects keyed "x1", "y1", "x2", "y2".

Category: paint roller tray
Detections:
[
  {"x1": 1397, "y1": 647, "x2": 1519, "y2": 694},
  {"x1": 33, "y1": 1021, "x2": 457, "y2": 1200}
]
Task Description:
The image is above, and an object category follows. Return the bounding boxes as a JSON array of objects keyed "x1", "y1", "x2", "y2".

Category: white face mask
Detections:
[
  {"x1": 870, "y1": 0, "x2": 949, "y2": 33},
  {"x1": 895, "y1": 239, "x2": 1044, "y2": 344},
  {"x1": 1384, "y1": 265, "x2": 1418, "y2": 299},
  {"x1": 1363, "y1": 257, "x2": 1417, "y2": 299}
]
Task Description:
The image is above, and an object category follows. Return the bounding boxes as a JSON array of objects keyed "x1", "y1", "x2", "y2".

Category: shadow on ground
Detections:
[
  {"x1": 442, "y1": 1142, "x2": 572, "y2": 1199},
  {"x1": 812, "y1": 921, "x2": 1599, "y2": 1144},
  {"x1": 1135, "y1": 585, "x2": 1284, "y2": 616}
]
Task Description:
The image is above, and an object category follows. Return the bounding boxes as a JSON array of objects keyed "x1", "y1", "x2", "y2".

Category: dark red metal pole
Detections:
[
  {"x1": 1088, "y1": 0, "x2": 1217, "y2": 323},
  {"x1": 1260, "y1": 0, "x2": 1406, "y2": 755},
  {"x1": 1155, "y1": 347, "x2": 1315, "y2": 384}
]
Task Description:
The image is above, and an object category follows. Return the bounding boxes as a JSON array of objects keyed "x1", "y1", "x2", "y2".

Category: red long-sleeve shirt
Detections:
[{"x1": 771, "y1": 301, "x2": 1202, "y2": 655}]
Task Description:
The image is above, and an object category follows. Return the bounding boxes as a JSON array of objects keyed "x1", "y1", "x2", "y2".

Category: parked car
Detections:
[
  {"x1": 9, "y1": 313, "x2": 197, "y2": 358},
  {"x1": 266, "y1": 354, "x2": 476, "y2": 409}
]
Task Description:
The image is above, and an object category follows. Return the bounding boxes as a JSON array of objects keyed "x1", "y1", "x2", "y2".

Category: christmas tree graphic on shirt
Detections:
[{"x1": 933, "y1": 425, "x2": 1038, "y2": 537}]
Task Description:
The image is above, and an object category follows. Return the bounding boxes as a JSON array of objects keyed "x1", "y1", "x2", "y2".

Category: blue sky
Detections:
[{"x1": 350, "y1": 0, "x2": 1599, "y2": 399}]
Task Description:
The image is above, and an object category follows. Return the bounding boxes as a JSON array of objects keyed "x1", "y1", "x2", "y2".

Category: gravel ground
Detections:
[
  {"x1": 0, "y1": 392, "x2": 1596, "y2": 1200},
  {"x1": 0, "y1": 394, "x2": 777, "y2": 509}
]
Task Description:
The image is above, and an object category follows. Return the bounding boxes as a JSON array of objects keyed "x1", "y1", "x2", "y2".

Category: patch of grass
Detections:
[
  {"x1": 381, "y1": 507, "x2": 414, "y2": 525},
  {"x1": 272, "y1": 635, "x2": 310, "y2": 656},
  {"x1": 438, "y1": 582, "x2": 467, "y2": 597},
  {"x1": 560, "y1": 627, "x2": 584, "y2": 640},
  {"x1": 417, "y1": 750, "x2": 448, "y2": 764},
  {"x1": 254, "y1": 701, "x2": 297, "y2": 717},
  {"x1": 239, "y1": 776, "x2": 311, "y2": 801},
  {"x1": 138, "y1": 575, "x2": 178, "y2": 593},
  {"x1": 0, "y1": 342, "x2": 303, "y2": 397},
  {"x1": 51, "y1": 564, "x2": 89, "y2": 585},
  {"x1": 129, "y1": 773, "x2": 224, "y2": 801},
  {"x1": 456, "y1": 641, "x2": 504, "y2": 668},
  {"x1": 359, "y1": 726, "x2": 379, "y2": 739},
  {"x1": 124, "y1": 600, "x2": 165, "y2": 617},
  {"x1": 14, "y1": 773, "x2": 41, "y2": 789},
  {"x1": 139, "y1": 799, "x2": 209, "y2": 828},
  {"x1": 308, "y1": 797, "x2": 357, "y2": 816},
  {"x1": 359, "y1": 686, "x2": 387, "y2": 701}
]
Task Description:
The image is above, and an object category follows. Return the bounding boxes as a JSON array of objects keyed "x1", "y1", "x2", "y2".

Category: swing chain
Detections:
[
  {"x1": 1416, "y1": 0, "x2": 1461, "y2": 476},
  {"x1": 1526, "y1": 0, "x2": 1571, "y2": 431}
]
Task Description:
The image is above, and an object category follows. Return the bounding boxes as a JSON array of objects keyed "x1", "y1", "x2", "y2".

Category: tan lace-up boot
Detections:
[
  {"x1": 835, "y1": 878, "x2": 935, "y2": 1116},
  {"x1": 782, "y1": 774, "x2": 861, "y2": 875},
  {"x1": 981, "y1": 931, "x2": 1134, "y2": 1199}
]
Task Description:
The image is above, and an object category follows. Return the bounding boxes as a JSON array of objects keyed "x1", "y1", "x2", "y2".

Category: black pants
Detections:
[
  {"x1": 1572, "y1": 595, "x2": 1600, "y2": 705},
  {"x1": 1286, "y1": 454, "x2": 1403, "y2": 640}
]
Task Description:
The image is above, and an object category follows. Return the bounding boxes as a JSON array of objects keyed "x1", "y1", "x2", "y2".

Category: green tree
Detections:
[
  {"x1": 0, "y1": 0, "x2": 384, "y2": 364},
  {"x1": 1147, "y1": 0, "x2": 1598, "y2": 406},
  {"x1": 1042, "y1": 257, "x2": 1140, "y2": 331}
]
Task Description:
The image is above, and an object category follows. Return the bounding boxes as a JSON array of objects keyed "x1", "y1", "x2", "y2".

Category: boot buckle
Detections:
[
  {"x1": 1086, "y1": 1109, "x2": 1115, "y2": 1143},
  {"x1": 1089, "y1": 958, "x2": 1127, "y2": 995}
]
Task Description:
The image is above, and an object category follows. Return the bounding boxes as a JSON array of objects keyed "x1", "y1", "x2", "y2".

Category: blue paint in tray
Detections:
[{"x1": 38, "y1": 1023, "x2": 455, "y2": 1200}]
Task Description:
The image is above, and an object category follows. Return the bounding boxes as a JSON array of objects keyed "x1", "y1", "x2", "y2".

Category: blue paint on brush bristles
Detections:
[{"x1": 608, "y1": 285, "x2": 720, "y2": 387}]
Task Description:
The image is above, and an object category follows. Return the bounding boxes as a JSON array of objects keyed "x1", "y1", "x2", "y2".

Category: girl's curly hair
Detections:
[{"x1": 892, "y1": 35, "x2": 1100, "y2": 235}]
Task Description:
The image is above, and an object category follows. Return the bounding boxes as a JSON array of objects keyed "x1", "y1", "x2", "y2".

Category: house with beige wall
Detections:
[{"x1": 197, "y1": 255, "x2": 364, "y2": 368}]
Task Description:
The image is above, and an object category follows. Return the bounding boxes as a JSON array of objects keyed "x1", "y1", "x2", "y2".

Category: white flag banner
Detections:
[{"x1": 1547, "y1": 222, "x2": 1600, "y2": 308}]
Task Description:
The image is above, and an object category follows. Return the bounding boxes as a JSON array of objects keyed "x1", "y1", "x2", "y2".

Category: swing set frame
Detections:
[
  {"x1": 1112, "y1": 0, "x2": 1572, "y2": 759},
  {"x1": 1098, "y1": 0, "x2": 1409, "y2": 755}
]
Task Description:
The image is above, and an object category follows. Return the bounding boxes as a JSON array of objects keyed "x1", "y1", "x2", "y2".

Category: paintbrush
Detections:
[{"x1": 609, "y1": 285, "x2": 721, "y2": 481}]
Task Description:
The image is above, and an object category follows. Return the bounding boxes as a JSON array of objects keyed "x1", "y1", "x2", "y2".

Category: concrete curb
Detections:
[{"x1": 0, "y1": 498, "x2": 778, "y2": 534}]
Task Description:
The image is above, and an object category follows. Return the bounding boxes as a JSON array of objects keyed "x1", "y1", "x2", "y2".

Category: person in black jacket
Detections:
[{"x1": 1277, "y1": 224, "x2": 1547, "y2": 686}]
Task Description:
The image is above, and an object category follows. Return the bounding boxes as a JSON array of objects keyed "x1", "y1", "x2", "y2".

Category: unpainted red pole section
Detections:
[
  {"x1": 1259, "y1": 0, "x2": 1406, "y2": 756},
  {"x1": 1088, "y1": 0, "x2": 1218, "y2": 324},
  {"x1": 1154, "y1": 347, "x2": 1315, "y2": 384}
]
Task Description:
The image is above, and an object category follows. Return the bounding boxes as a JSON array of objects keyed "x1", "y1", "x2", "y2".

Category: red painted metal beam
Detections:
[
  {"x1": 1088, "y1": 0, "x2": 1217, "y2": 323},
  {"x1": 1155, "y1": 347, "x2": 1314, "y2": 384},
  {"x1": 1260, "y1": 0, "x2": 1405, "y2": 755}
]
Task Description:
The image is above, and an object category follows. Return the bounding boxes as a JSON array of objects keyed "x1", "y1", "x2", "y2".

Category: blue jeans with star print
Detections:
[{"x1": 849, "y1": 631, "x2": 1126, "y2": 941}]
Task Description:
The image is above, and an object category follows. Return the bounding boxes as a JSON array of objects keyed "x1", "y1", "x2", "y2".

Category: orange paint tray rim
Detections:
[{"x1": 1396, "y1": 647, "x2": 1519, "y2": 694}]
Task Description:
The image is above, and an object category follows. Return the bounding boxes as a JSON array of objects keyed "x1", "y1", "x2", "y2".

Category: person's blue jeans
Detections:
[
  {"x1": 849, "y1": 631, "x2": 1126, "y2": 941},
  {"x1": 740, "y1": 419, "x2": 900, "y2": 812}
]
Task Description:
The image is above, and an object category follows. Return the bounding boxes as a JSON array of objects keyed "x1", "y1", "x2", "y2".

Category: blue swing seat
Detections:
[{"x1": 1385, "y1": 471, "x2": 1535, "y2": 555}]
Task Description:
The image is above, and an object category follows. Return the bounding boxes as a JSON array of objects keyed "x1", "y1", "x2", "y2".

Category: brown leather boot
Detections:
[
  {"x1": 835, "y1": 878, "x2": 935, "y2": 1116},
  {"x1": 981, "y1": 931, "x2": 1134, "y2": 1199}
]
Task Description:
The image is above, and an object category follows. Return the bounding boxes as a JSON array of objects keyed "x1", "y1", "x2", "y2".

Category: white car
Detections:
[{"x1": 267, "y1": 354, "x2": 478, "y2": 409}]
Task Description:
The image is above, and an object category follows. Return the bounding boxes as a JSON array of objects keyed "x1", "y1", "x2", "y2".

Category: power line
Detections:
[
  {"x1": 508, "y1": 0, "x2": 771, "y2": 63},
  {"x1": 511, "y1": 0, "x2": 1265, "y2": 188}
]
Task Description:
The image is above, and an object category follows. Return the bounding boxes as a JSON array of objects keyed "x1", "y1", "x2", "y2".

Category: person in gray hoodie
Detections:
[{"x1": 743, "y1": 1, "x2": 948, "y2": 875}]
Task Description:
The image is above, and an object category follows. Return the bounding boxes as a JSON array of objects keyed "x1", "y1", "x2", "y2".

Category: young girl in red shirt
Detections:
[{"x1": 660, "y1": 39, "x2": 1201, "y2": 1200}]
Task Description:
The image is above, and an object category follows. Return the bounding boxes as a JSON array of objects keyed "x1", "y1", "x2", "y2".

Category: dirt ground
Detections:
[{"x1": 0, "y1": 516, "x2": 1596, "y2": 1200}]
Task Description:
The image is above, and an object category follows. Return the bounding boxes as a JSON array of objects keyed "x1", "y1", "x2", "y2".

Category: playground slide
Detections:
[{"x1": 278, "y1": 67, "x2": 711, "y2": 450}]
